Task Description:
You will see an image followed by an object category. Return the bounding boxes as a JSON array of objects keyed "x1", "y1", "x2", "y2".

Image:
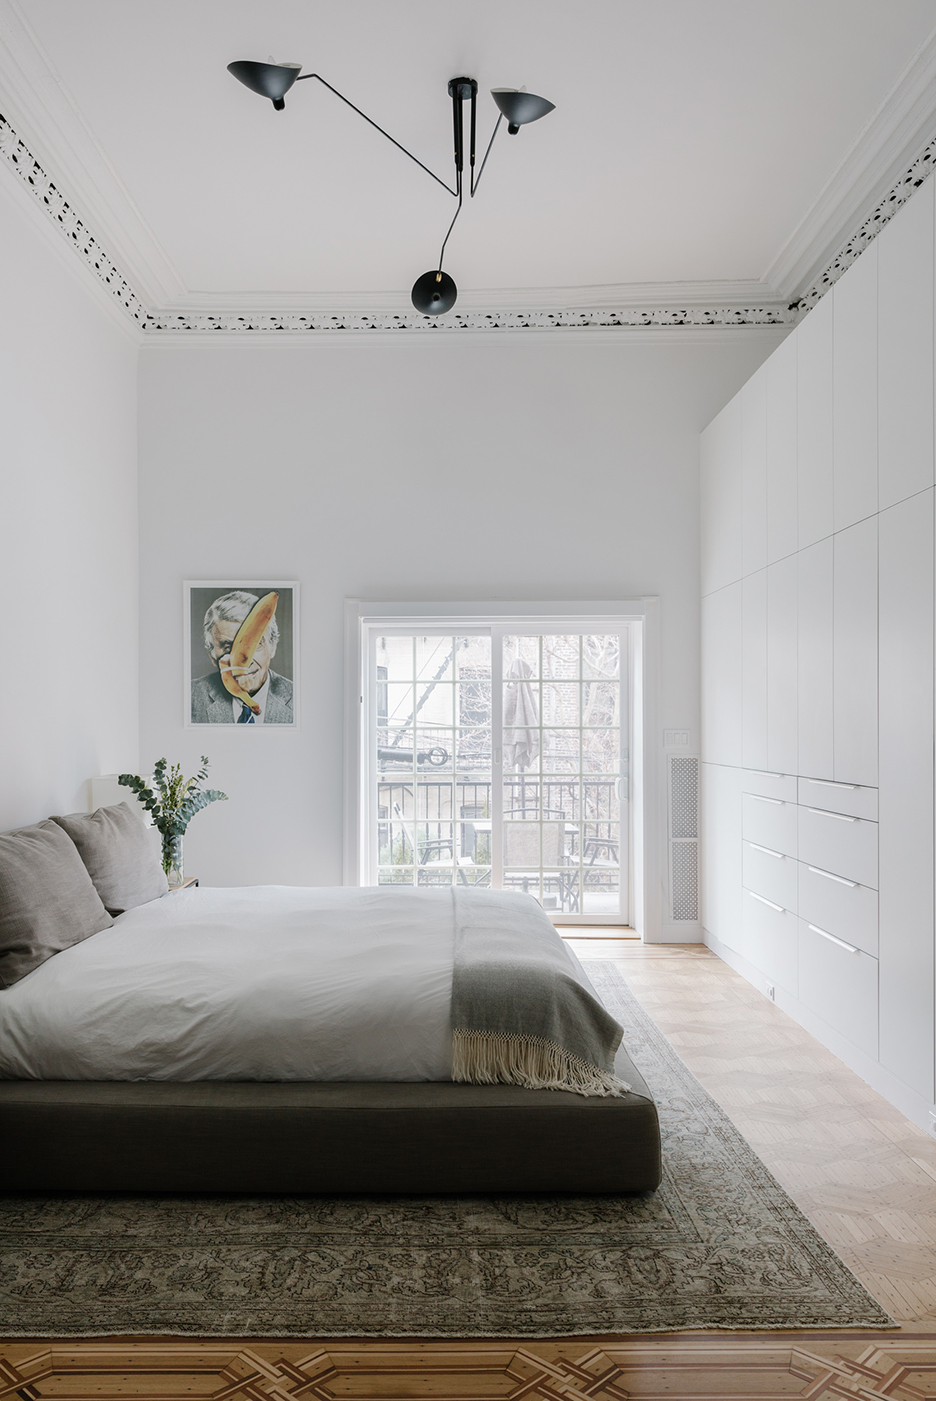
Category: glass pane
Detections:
[
  {"x1": 582, "y1": 864, "x2": 621, "y2": 915},
  {"x1": 503, "y1": 636, "x2": 540, "y2": 676},
  {"x1": 414, "y1": 728, "x2": 453, "y2": 772},
  {"x1": 542, "y1": 635, "x2": 580, "y2": 679},
  {"x1": 541, "y1": 729, "x2": 579, "y2": 772},
  {"x1": 582, "y1": 681, "x2": 619, "y2": 727},
  {"x1": 415, "y1": 780, "x2": 453, "y2": 822},
  {"x1": 503, "y1": 727, "x2": 541, "y2": 773},
  {"x1": 542, "y1": 681, "x2": 580, "y2": 726},
  {"x1": 457, "y1": 866, "x2": 491, "y2": 888},
  {"x1": 415, "y1": 680, "x2": 454, "y2": 727},
  {"x1": 417, "y1": 823, "x2": 455, "y2": 865},
  {"x1": 504, "y1": 823, "x2": 540, "y2": 867},
  {"x1": 583, "y1": 823, "x2": 620, "y2": 867},
  {"x1": 415, "y1": 636, "x2": 455, "y2": 682},
  {"x1": 379, "y1": 867, "x2": 414, "y2": 885},
  {"x1": 541, "y1": 822, "x2": 565, "y2": 866},
  {"x1": 384, "y1": 683, "x2": 414, "y2": 730},
  {"x1": 502, "y1": 870, "x2": 544, "y2": 902},
  {"x1": 457, "y1": 821, "x2": 491, "y2": 864},
  {"x1": 456, "y1": 637, "x2": 491, "y2": 679},
  {"x1": 456, "y1": 727, "x2": 490, "y2": 771},
  {"x1": 582, "y1": 728, "x2": 619, "y2": 774},
  {"x1": 383, "y1": 823, "x2": 415, "y2": 863},
  {"x1": 504, "y1": 778, "x2": 540, "y2": 818},
  {"x1": 583, "y1": 778, "x2": 619, "y2": 822},
  {"x1": 544, "y1": 780, "x2": 580, "y2": 821},
  {"x1": 378, "y1": 636, "x2": 414, "y2": 681},
  {"x1": 546, "y1": 867, "x2": 580, "y2": 914},
  {"x1": 583, "y1": 635, "x2": 620, "y2": 680},
  {"x1": 417, "y1": 867, "x2": 454, "y2": 886},
  {"x1": 457, "y1": 681, "x2": 491, "y2": 726},
  {"x1": 378, "y1": 729, "x2": 414, "y2": 771}
]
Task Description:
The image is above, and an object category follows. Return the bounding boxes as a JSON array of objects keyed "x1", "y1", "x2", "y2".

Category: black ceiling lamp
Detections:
[{"x1": 227, "y1": 60, "x2": 555, "y2": 315}]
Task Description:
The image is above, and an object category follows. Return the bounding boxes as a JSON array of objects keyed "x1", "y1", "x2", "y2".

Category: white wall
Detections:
[
  {"x1": 0, "y1": 171, "x2": 139, "y2": 828},
  {"x1": 138, "y1": 333, "x2": 780, "y2": 891},
  {"x1": 700, "y1": 178, "x2": 936, "y2": 1131}
]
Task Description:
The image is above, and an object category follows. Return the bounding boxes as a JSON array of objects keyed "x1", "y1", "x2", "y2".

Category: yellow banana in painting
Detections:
[{"x1": 219, "y1": 591, "x2": 279, "y2": 716}]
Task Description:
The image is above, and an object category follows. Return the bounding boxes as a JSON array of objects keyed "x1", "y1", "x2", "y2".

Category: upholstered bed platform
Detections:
[{"x1": 0, "y1": 1044, "x2": 660, "y2": 1194}]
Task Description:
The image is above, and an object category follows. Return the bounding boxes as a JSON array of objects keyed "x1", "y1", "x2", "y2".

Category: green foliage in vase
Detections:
[{"x1": 118, "y1": 758, "x2": 227, "y2": 876}]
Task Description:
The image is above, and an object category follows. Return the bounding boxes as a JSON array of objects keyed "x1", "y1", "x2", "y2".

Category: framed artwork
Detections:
[{"x1": 184, "y1": 581, "x2": 299, "y2": 727}]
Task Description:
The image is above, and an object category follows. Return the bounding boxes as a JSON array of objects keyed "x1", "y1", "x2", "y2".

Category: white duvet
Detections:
[{"x1": 0, "y1": 886, "x2": 463, "y2": 1081}]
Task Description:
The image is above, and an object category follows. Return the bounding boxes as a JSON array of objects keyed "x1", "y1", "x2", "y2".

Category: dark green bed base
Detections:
[{"x1": 0, "y1": 1048, "x2": 660, "y2": 1194}]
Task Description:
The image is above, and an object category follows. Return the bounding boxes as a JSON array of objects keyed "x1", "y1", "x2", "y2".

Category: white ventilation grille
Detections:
[{"x1": 668, "y1": 755, "x2": 699, "y2": 921}]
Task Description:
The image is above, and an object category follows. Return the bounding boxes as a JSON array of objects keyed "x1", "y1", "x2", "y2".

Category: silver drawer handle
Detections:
[
  {"x1": 746, "y1": 842, "x2": 784, "y2": 858},
  {"x1": 750, "y1": 771, "x2": 784, "y2": 779},
  {"x1": 808, "y1": 923, "x2": 859, "y2": 954},
  {"x1": 807, "y1": 779, "x2": 857, "y2": 791},
  {"x1": 749, "y1": 795, "x2": 783, "y2": 805},
  {"x1": 749, "y1": 891, "x2": 784, "y2": 912},
  {"x1": 807, "y1": 865, "x2": 857, "y2": 888},
  {"x1": 806, "y1": 807, "x2": 857, "y2": 822}
]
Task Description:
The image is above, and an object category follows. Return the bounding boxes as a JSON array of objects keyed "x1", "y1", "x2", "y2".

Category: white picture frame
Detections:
[{"x1": 184, "y1": 580, "x2": 299, "y2": 728}]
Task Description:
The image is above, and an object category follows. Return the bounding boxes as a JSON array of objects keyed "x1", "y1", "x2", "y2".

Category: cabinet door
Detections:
[
  {"x1": 797, "y1": 538, "x2": 833, "y2": 780},
  {"x1": 878, "y1": 490, "x2": 935, "y2": 1100},
  {"x1": 797, "y1": 295, "x2": 834, "y2": 550},
  {"x1": 766, "y1": 335, "x2": 798, "y2": 565},
  {"x1": 701, "y1": 761, "x2": 744, "y2": 953},
  {"x1": 701, "y1": 394, "x2": 743, "y2": 595},
  {"x1": 742, "y1": 570, "x2": 768, "y2": 770},
  {"x1": 766, "y1": 555, "x2": 797, "y2": 774},
  {"x1": 833, "y1": 242, "x2": 878, "y2": 531},
  {"x1": 742, "y1": 367, "x2": 768, "y2": 577},
  {"x1": 702, "y1": 583, "x2": 742, "y2": 768},
  {"x1": 878, "y1": 180, "x2": 935, "y2": 511},
  {"x1": 833, "y1": 516, "x2": 878, "y2": 786}
]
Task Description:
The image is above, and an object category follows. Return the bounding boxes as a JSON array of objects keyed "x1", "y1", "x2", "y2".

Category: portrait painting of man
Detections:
[{"x1": 186, "y1": 583, "x2": 298, "y2": 726}]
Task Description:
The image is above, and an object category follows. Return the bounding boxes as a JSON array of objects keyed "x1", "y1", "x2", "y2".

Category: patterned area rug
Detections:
[{"x1": 0, "y1": 961, "x2": 892, "y2": 1337}]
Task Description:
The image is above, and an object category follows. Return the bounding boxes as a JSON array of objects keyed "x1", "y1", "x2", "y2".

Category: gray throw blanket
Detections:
[{"x1": 450, "y1": 888, "x2": 631, "y2": 1098}]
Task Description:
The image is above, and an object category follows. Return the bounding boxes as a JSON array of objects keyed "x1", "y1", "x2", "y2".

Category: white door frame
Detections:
[{"x1": 344, "y1": 599, "x2": 662, "y2": 940}]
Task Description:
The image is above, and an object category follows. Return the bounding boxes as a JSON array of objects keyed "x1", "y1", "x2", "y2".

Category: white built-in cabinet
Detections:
[{"x1": 700, "y1": 182, "x2": 936, "y2": 1130}]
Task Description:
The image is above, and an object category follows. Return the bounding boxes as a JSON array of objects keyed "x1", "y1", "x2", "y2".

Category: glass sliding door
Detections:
[{"x1": 366, "y1": 623, "x2": 628, "y2": 924}]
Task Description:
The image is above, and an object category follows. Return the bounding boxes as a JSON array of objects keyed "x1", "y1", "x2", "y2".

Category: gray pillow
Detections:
[
  {"x1": 0, "y1": 819, "x2": 114, "y2": 988},
  {"x1": 51, "y1": 803, "x2": 169, "y2": 916}
]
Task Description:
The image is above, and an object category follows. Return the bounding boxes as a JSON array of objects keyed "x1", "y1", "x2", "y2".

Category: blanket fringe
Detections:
[{"x1": 452, "y1": 1029, "x2": 631, "y2": 1098}]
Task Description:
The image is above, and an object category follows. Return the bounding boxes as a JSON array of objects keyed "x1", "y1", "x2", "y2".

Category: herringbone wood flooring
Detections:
[{"x1": 4, "y1": 938, "x2": 936, "y2": 1396}]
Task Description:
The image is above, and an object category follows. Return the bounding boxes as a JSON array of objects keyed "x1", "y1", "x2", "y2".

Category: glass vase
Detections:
[{"x1": 164, "y1": 834, "x2": 184, "y2": 888}]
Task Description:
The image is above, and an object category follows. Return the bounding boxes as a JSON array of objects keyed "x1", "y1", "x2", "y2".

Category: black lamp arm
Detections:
[
  {"x1": 296, "y1": 72, "x2": 458, "y2": 196},
  {"x1": 470, "y1": 114, "x2": 503, "y2": 197}
]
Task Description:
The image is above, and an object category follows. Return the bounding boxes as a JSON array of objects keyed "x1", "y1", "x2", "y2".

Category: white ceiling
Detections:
[{"x1": 3, "y1": 0, "x2": 936, "y2": 310}]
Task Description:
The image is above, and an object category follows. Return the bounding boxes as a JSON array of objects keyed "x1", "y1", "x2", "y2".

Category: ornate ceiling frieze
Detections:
[{"x1": 1, "y1": 105, "x2": 933, "y2": 335}]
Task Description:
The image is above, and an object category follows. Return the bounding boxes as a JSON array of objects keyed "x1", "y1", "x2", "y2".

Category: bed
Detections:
[{"x1": 0, "y1": 809, "x2": 661, "y2": 1194}]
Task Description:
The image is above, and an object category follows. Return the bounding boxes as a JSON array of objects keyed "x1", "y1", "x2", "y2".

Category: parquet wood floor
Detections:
[{"x1": 5, "y1": 940, "x2": 936, "y2": 1395}]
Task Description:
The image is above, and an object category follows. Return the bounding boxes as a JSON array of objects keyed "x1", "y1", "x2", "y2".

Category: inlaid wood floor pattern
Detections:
[{"x1": 5, "y1": 940, "x2": 936, "y2": 1395}]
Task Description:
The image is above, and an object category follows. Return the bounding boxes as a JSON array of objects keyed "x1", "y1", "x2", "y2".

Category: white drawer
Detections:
[
  {"x1": 797, "y1": 861, "x2": 878, "y2": 957},
  {"x1": 742, "y1": 840, "x2": 797, "y2": 911},
  {"x1": 742, "y1": 889, "x2": 797, "y2": 993},
  {"x1": 743, "y1": 770, "x2": 798, "y2": 802},
  {"x1": 742, "y1": 793, "x2": 797, "y2": 857},
  {"x1": 797, "y1": 918, "x2": 878, "y2": 1059},
  {"x1": 797, "y1": 777, "x2": 878, "y2": 821},
  {"x1": 797, "y1": 806, "x2": 878, "y2": 888}
]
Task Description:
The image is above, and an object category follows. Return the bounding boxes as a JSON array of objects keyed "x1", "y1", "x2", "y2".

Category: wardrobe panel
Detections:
[
  {"x1": 797, "y1": 295, "x2": 834, "y2": 550},
  {"x1": 742, "y1": 569, "x2": 768, "y2": 771},
  {"x1": 742, "y1": 367, "x2": 768, "y2": 577},
  {"x1": 878, "y1": 181, "x2": 935, "y2": 511},
  {"x1": 766, "y1": 335, "x2": 798, "y2": 565},
  {"x1": 878, "y1": 490, "x2": 935, "y2": 1100},
  {"x1": 833, "y1": 516, "x2": 878, "y2": 787},
  {"x1": 701, "y1": 762, "x2": 744, "y2": 953},
  {"x1": 766, "y1": 555, "x2": 798, "y2": 775},
  {"x1": 701, "y1": 395, "x2": 743, "y2": 595},
  {"x1": 833, "y1": 243, "x2": 878, "y2": 531},
  {"x1": 797, "y1": 538, "x2": 834, "y2": 781},
  {"x1": 701, "y1": 583, "x2": 742, "y2": 768}
]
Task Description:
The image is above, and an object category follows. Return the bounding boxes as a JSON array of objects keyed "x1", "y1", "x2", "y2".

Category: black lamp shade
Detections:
[
  {"x1": 228, "y1": 60, "x2": 302, "y2": 109},
  {"x1": 491, "y1": 88, "x2": 555, "y2": 132},
  {"x1": 412, "y1": 270, "x2": 458, "y2": 315}
]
